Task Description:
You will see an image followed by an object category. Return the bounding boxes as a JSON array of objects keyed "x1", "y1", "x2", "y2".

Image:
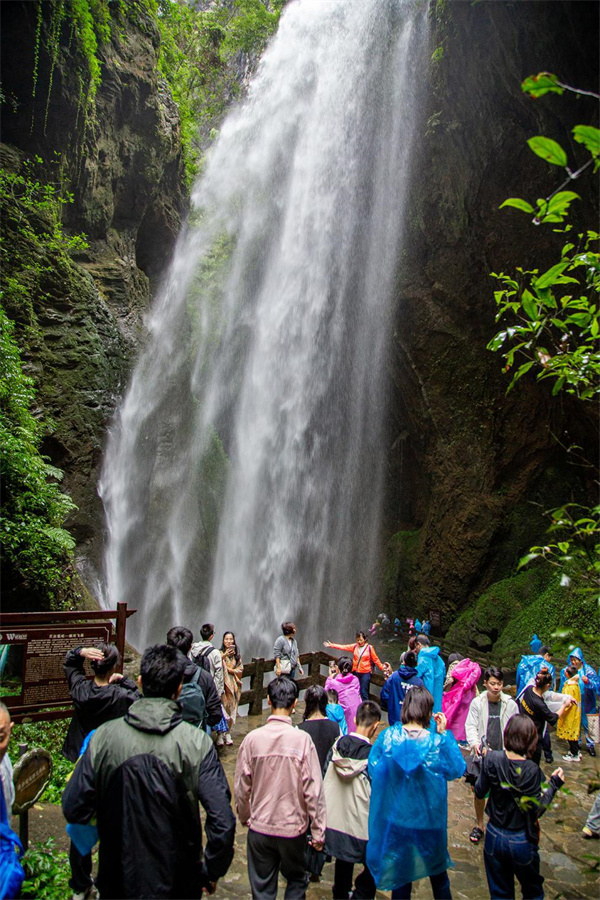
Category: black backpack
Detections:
[
  {"x1": 192, "y1": 646, "x2": 214, "y2": 674},
  {"x1": 178, "y1": 668, "x2": 207, "y2": 729}
]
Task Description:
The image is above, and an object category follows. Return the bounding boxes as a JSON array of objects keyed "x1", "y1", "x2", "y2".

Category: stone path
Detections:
[{"x1": 19, "y1": 709, "x2": 600, "y2": 898}]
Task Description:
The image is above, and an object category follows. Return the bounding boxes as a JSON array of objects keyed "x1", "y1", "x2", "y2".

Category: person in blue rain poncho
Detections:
[
  {"x1": 530, "y1": 634, "x2": 542, "y2": 654},
  {"x1": 415, "y1": 635, "x2": 446, "y2": 715},
  {"x1": 559, "y1": 647, "x2": 599, "y2": 756},
  {"x1": 367, "y1": 686, "x2": 465, "y2": 898}
]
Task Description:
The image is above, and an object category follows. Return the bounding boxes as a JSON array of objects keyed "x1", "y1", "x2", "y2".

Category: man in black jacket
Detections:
[
  {"x1": 166, "y1": 626, "x2": 222, "y2": 729},
  {"x1": 63, "y1": 644, "x2": 236, "y2": 899},
  {"x1": 62, "y1": 643, "x2": 141, "y2": 900}
]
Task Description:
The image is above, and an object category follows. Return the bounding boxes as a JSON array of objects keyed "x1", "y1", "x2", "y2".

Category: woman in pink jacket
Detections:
[
  {"x1": 324, "y1": 657, "x2": 362, "y2": 733},
  {"x1": 442, "y1": 657, "x2": 482, "y2": 744}
]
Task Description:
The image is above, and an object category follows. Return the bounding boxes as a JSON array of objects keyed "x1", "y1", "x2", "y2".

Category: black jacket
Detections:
[
  {"x1": 62, "y1": 697, "x2": 236, "y2": 899},
  {"x1": 62, "y1": 648, "x2": 141, "y2": 762},
  {"x1": 182, "y1": 660, "x2": 222, "y2": 728}
]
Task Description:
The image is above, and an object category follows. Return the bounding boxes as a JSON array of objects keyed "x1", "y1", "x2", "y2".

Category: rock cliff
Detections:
[
  {"x1": 1, "y1": 0, "x2": 186, "y2": 591},
  {"x1": 384, "y1": 0, "x2": 599, "y2": 630}
]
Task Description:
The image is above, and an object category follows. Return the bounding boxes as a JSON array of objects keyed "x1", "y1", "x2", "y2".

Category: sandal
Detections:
[{"x1": 469, "y1": 827, "x2": 484, "y2": 844}]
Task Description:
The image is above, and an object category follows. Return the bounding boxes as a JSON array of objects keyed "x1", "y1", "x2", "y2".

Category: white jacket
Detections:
[
  {"x1": 465, "y1": 691, "x2": 518, "y2": 749},
  {"x1": 190, "y1": 640, "x2": 224, "y2": 696}
]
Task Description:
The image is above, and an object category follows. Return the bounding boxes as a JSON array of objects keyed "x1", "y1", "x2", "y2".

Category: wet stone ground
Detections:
[{"x1": 20, "y1": 708, "x2": 600, "y2": 899}]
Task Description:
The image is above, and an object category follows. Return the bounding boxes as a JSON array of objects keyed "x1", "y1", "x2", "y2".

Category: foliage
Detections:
[
  {"x1": 11, "y1": 718, "x2": 73, "y2": 804},
  {"x1": 488, "y1": 73, "x2": 599, "y2": 601},
  {"x1": 21, "y1": 839, "x2": 72, "y2": 899},
  {"x1": 154, "y1": 0, "x2": 284, "y2": 183},
  {"x1": 0, "y1": 156, "x2": 84, "y2": 601}
]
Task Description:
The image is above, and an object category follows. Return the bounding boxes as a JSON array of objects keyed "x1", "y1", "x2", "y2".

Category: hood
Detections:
[
  {"x1": 397, "y1": 665, "x2": 418, "y2": 680},
  {"x1": 419, "y1": 645, "x2": 441, "y2": 660},
  {"x1": 451, "y1": 658, "x2": 481, "y2": 686},
  {"x1": 331, "y1": 742, "x2": 370, "y2": 780},
  {"x1": 335, "y1": 674, "x2": 357, "y2": 685},
  {"x1": 124, "y1": 697, "x2": 182, "y2": 735},
  {"x1": 381, "y1": 724, "x2": 436, "y2": 774},
  {"x1": 569, "y1": 646, "x2": 586, "y2": 665}
]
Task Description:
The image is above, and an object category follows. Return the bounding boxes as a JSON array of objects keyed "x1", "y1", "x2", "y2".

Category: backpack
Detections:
[
  {"x1": 0, "y1": 787, "x2": 24, "y2": 900},
  {"x1": 178, "y1": 667, "x2": 207, "y2": 729},
  {"x1": 193, "y1": 646, "x2": 214, "y2": 674}
]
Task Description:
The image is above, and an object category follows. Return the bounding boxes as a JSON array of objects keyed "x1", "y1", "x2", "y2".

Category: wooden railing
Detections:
[{"x1": 239, "y1": 649, "x2": 387, "y2": 715}]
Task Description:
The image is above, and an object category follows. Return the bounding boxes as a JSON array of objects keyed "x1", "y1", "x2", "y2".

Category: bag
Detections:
[
  {"x1": 464, "y1": 752, "x2": 482, "y2": 786},
  {"x1": 587, "y1": 712, "x2": 600, "y2": 744},
  {"x1": 277, "y1": 659, "x2": 292, "y2": 675},
  {"x1": 0, "y1": 788, "x2": 24, "y2": 900},
  {"x1": 193, "y1": 646, "x2": 214, "y2": 674},
  {"x1": 304, "y1": 839, "x2": 326, "y2": 877},
  {"x1": 179, "y1": 667, "x2": 208, "y2": 729}
]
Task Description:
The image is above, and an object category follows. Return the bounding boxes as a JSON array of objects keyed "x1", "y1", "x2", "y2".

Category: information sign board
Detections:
[
  {"x1": 0, "y1": 623, "x2": 112, "y2": 711},
  {"x1": 12, "y1": 748, "x2": 53, "y2": 815}
]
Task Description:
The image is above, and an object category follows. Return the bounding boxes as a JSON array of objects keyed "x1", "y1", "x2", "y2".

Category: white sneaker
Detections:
[
  {"x1": 224, "y1": 732, "x2": 233, "y2": 745},
  {"x1": 215, "y1": 733, "x2": 225, "y2": 747},
  {"x1": 72, "y1": 886, "x2": 99, "y2": 900},
  {"x1": 562, "y1": 751, "x2": 581, "y2": 761}
]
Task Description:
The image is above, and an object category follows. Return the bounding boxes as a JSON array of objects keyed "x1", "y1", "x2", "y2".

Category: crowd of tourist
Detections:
[{"x1": 0, "y1": 619, "x2": 599, "y2": 900}]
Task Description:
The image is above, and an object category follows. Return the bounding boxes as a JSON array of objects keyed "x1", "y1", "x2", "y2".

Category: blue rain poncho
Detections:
[
  {"x1": 416, "y1": 645, "x2": 446, "y2": 713},
  {"x1": 516, "y1": 654, "x2": 556, "y2": 698},
  {"x1": 414, "y1": 618, "x2": 422, "y2": 633},
  {"x1": 560, "y1": 647, "x2": 599, "y2": 717},
  {"x1": 366, "y1": 725, "x2": 466, "y2": 890},
  {"x1": 530, "y1": 634, "x2": 542, "y2": 654}
]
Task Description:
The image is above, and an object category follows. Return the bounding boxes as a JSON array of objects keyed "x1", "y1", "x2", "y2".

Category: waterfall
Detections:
[{"x1": 100, "y1": 0, "x2": 429, "y2": 657}]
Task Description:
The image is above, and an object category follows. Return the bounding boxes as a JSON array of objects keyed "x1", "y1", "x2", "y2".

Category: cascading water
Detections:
[{"x1": 100, "y1": 0, "x2": 429, "y2": 657}]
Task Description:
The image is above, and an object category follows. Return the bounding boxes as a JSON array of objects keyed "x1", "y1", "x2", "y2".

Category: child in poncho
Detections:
[{"x1": 557, "y1": 665, "x2": 582, "y2": 761}]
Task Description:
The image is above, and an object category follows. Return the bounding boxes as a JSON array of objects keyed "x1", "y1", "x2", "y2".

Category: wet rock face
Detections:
[
  {"x1": 0, "y1": 2, "x2": 186, "y2": 563},
  {"x1": 385, "y1": 0, "x2": 599, "y2": 621}
]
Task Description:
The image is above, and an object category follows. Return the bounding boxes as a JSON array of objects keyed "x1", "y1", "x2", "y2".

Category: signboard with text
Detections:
[{"x1": 0, "y1": 623, "x2": 112, "y2": 713}]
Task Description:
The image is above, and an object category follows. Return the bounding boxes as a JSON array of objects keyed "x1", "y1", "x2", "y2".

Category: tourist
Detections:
[
  {"x1": 442, "y1": 657, "x2": 481, "y2": 745},
  {"x1": 234, "y1": 677, "x2": 325, "y2": 900},
  {"x1": 326, "y1": 687, "x2": 348, "y2": 735},
  {"x1": 559, "y1": 647, "x2": 599, "y2": 757},
  {"x1": 475, "y1": 715, "x2": 565, "y2": 899},
  {"x1": 220, "y1": 631, "x2": 243, "y2": 746},
  {"x1": 556, "y1": 665, "x2": 582, "y2": 761},
  {"x1": 422, "y1": 619, "x2": 431, "y2": 636},
  {"x1": 399, "y1": 634, "x2": 419, "y2": 667},
  {"x1": 530, "y1": 633, "x2": 543, "y2": 654},
  {"x1": 191, "y1": 623, "x2": 225, "y2": 697},
  {"x1": 414, "y1": 618, "x2": 422, "y2": 634},
  {"x1": 465, "y1": 666, "x2": 518, "y2": 845},
  {"x1": 323, "y1": 631, "x2": 386, "y2": 701},
  {"x1": 62, "y1": 643, "x2": 141, "y2": 900},
  {"x1": 415, "y1": 634, "x2": 446, "y2": 715},
  {"x1": 0, "y1": 701, "x2": 14, "y2": 818},
  {"x1": 519, "y1": 669, "x2": 574, "y2": 765},
  {"x1": 298, "y1": 684, "x2": 341, "y2": 771},
  {"x1": 366, "y1": 686, "x2": 465, "y2": 898},
  {"x1": 516, "y1": 644, "x2": 556, "y2": 762},
  {"x1": 273, "y1": 622, "x2": 304, "y2": 679},
  {"x1": 323, "y1": 701, "x2": 381, "y2": 900},
  {"x1": 62, "y1": 644, "x2": 236, "y2": 899},
  {"x1": 166, "y1": 626, "x2": 222, "y2": 729},
  {"x1": 582, "y1": 793, "x2": 600, "y2": 839},
  {"x1": 324, "y1": 656, "x2": 362, "y2": 733},
  {"x1": 0, "y1": 701, "x2": 24, "y2": 900},
  {"x1": 380, "y1": 650, "x2": 424, "y2": 725}
]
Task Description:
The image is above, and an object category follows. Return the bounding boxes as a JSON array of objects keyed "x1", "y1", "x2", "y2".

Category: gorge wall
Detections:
[
  {"x1": 1, "y1": 0, "x2": 186, "y2": 604},
  {"x1": 383, "y1": 0, "x2": 599, "y2": 642}
]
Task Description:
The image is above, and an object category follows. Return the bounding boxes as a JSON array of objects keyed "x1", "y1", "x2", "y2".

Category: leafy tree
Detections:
[{"x1": 488, "y1": 72, "x2": 599, "y2": 594}]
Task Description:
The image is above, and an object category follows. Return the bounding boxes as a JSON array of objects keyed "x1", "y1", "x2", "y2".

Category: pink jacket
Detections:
[
  {"x1": 324, "y1": 674, "x2": 362, "y2": 733},
  {"x1": 234, "y1": 715, "x2": 326, "y2": 843},
  {"x1": 442, "y1": 658, "x2": 481, "y2": 741}
]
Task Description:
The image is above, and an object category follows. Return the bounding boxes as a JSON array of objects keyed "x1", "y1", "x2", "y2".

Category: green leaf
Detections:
[
  {"x1": 527, "y1": 136, "x2": 568, "y2": 167},
  {"x1": 521, "y1": 290, "x2": 538, "y2": 320},
  {"x1": 552, "y1": 377, "x2": 566, "y2": 396},
  {"x1": 518, "y1": 552, "x2": 540, "y2": 569},
  {"x1": 573, "y1": 125, "x2": 600, "y2": 159},
  {"x1": 546, "y1": 191, "x2": 580, "y2": 213},
  {"x1": 499, "y1": 198, "x2": 535, "y2": 214},
  {"x1": 521, "y1": 72, "x2": 564, "y2": 99},
  {"x1": 535, "y1": 261, "x2": 570, "y2": 289}
]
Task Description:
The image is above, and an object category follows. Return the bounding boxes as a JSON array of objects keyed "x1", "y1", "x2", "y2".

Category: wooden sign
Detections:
[
  {"x1": 429, "y1": 609, "x2": 442, "y2": 628},
  {"x1": 12, "y1": 748, "x2": 53, "y2": 815},
  {"x1": 0, "y1": 623, "x2": 112, "y2": 712}
]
